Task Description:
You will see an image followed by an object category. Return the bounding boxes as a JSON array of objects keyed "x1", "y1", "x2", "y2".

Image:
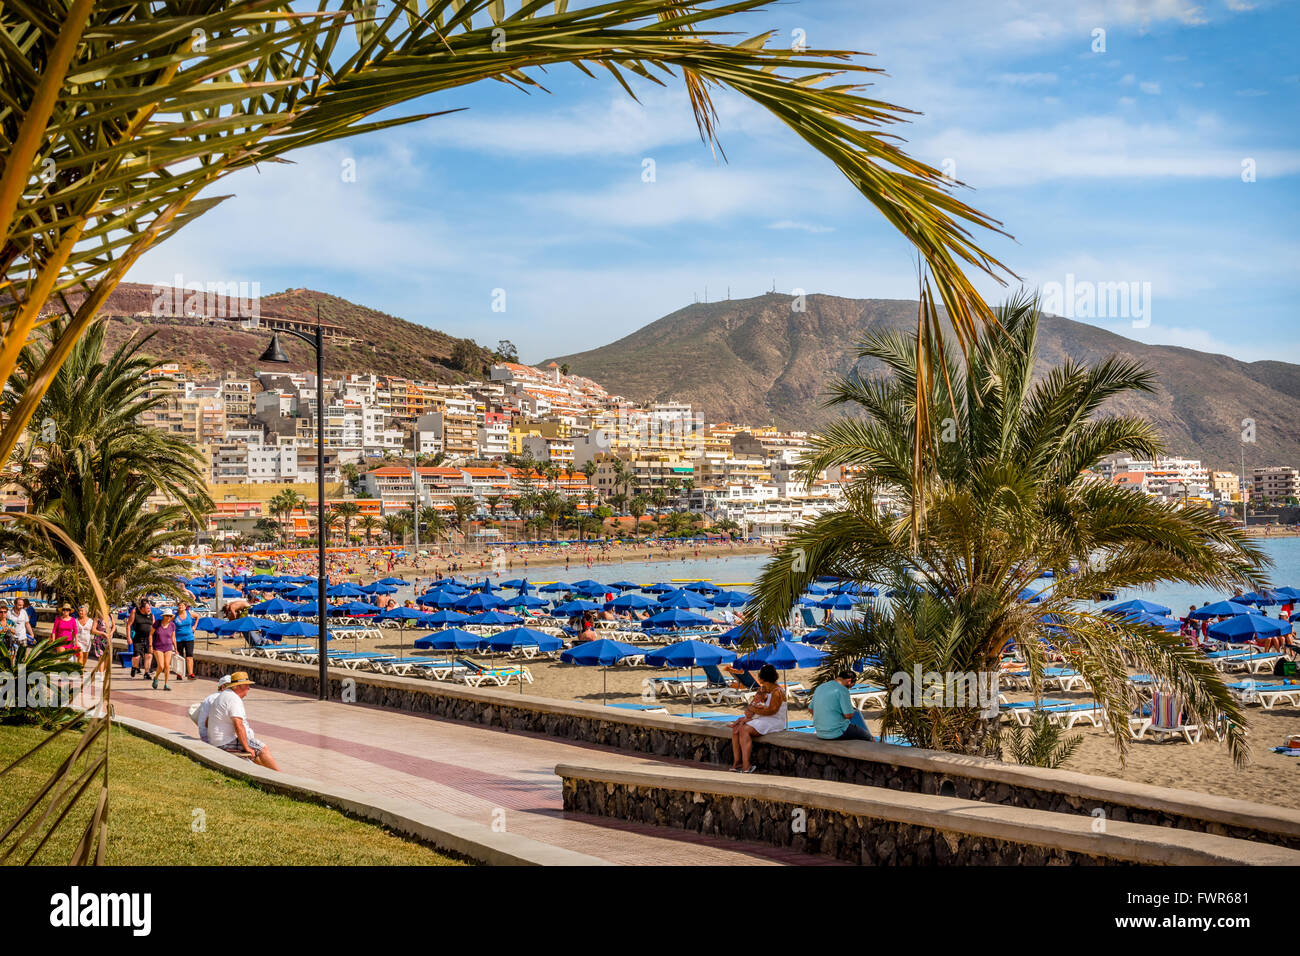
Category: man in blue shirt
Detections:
[{"x1": 811, "y1": 671, "x2": 874, "y2": 741}]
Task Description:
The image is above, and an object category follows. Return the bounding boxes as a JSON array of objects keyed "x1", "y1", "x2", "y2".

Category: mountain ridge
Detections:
[{"x1": 547, "y1": 292, "x2": 1300, "y2": 470}]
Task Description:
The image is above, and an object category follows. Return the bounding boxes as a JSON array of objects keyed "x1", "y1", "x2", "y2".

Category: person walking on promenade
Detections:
[
  {"x1": 128, "y1": 598, "x2": 154, "y2": 678},
  {"x1": 50, "y1": 604, "x2": 80, "y2": 659},
  {"x1": 150, "y1": 609, "x2": 177, "y2": 690},
  {"x1": 174, "y1": 602, "x2": 198, "y2": 680}
]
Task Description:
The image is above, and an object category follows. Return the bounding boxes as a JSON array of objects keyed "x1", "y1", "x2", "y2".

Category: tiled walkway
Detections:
[{"x1": 109, "y1": 672, "x2": 838, "y2": 865}]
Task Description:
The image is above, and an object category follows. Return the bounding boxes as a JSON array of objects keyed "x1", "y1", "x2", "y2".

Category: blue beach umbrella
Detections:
[
  {"x1": 326, "y1": 583, "x2": 367, "y2": 598},
  {"x1": 734, "y1": 640, "x2": 828, "y2": 670},
  {"x1": 1188, "y1": 601, "x2": 1256, "y2": 620},
  {"x1": 485, "y1": 627, "x2": 564, "y2": 653},
  {"x1": 377, "y1": 577, "x2": 411, "y2": 587},
  {"x1": 553, "y1": 600, "x2": 601, "y2": 616},
  {"x1": 461, "y1": 610, "x2": 522, "y2": 626},
  {"x1": 213, "y1": 617, "x2": 277, "y2": 636},
  {"x1": 658, "y1": 590, "x2": 713, "y2": 610},
  {"x1": 329, "y1": 601, "x2": 379, "y2": 616},
  {"x1": 569, "y1": 580, "x2": 604, "y2": 591},
  {"x1": 1271, "y1": 586, "x2": 1300, "y2": 601},
  {"x1": 1104, "y1": 599, "x2": 1173, "y2": 617},
  {"x1": 194, "y1": 616, "x2": 224, "y2": 633},
  {"x1": 360, "y1": 582, "x2": 397, "y2": 595},
  {"x1": 285, "y1": 585, "x2": 320, "y2": 600},
  {"x1": 1208, "y1": 614, "x2": 1291, "y2": 642},
  {"x1": 645, "y1": 639, "x2": 736, "y2": 716},
  {"x1": 818, "y1": 594, "x2": 858, "y2": 610},
  {"x1": 710, "y1": 590, "x2": 751, "y2": 607},
  {"x1": 608, "y1": 581, "x2": 640, "y2": 592},
  {"x1": 249, "y1": 597, "x2": 302, "y2": 615},
  {"x1": 607, "y1": 593, "x2": 658, "y2": 611},
  {"x1": 508, "y1": 594, "x2": 550, "y2": 610},
  {"x1": 456, "y1": 592, "x2": 507, "y2": 612},
  {"x1": 500, "y1": 579, "x2": 529, "y2": 590},
  {"x1": 416, "y1": 589, "x2": 462, "y2": 608},
  {"x1": 646, "y1": 609, "x2": 713, "y2": 628},
  {"x1": 538, "y1": 581, "x2": 571, "y2": 593},
  {"x1": 642, "y1": 583, "x2": 677, "y2": 594},
  {"x1": 414, "y1": 628, "x2": 485, "y2": 651},
  {"x1": 266, "y1": 620, "x2": 328, "y2": 640},
  {"x1": 718, "y1": 625, "x2": 792, "y2": 647},
  {"x1": 1236, "y1": 590, "x2": 1284, "y2": 606},
  {"x1": 560, "y1": 638, "x2": 643, "y2": 704},
  {"x1": 681, "y1": 581, "x2": 721, "y2": 595},
  {"x1": 422, "y1": 609, "x2": 470, "y2": 625}
]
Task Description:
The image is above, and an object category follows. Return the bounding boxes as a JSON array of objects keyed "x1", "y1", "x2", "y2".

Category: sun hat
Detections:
[
  {"x1": 59, "y1": 603, "x2": 72, "y2": 612},
  {"x1": 161, "y1": 609, "x2": 174, "y2": 618},
  {"x1": 226, "y1": 671, "x2": 254, "y2": 687}
]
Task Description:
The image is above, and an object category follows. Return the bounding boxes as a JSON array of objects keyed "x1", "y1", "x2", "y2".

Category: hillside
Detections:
[
  {"x1": 548, "y1": 293, "x2": 1300, "y2": 470},
  {"x1": 53, "y1": 283, "x2": 493, "y2": 382}
]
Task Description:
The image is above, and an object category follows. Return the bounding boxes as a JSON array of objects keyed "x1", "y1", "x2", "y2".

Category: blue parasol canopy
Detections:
[
  {"x1": 1104, "y1": 599, "x2": 1172, "y2": 616},
  {"x1": 560, "y1": 638, "x2": 642, "y2": 666},
  {"x1": 734, "y1": 640, "x2": 828, "y2": 670},
  {"x1": 414, "y1": 628, "x2": 485, "y2": 651},
  {"x1": 484, "y1": 627, "x2": 565, "y2": 653},
  {"x1": 1188, "y1": 601, "x2": 1256, "y2": 620},
  {"x1": 645, "y1": 639, "x2": 736, "y2": 667}
]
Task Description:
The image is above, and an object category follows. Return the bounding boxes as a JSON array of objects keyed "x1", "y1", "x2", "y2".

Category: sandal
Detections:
[
  {"x1": 163, "y1": 685, "x2": 172, "y2": 691},
  {"x1": 741, "y1": 766, "x2": 757, "y2": 774},
  {"x1": 151, "y1": 677, "x2": 158, "y2": 690}
]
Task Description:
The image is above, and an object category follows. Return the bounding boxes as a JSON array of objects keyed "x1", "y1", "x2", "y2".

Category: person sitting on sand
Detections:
[{"x1": 576, "y1": 613, "x2": 598, "y2": 643}]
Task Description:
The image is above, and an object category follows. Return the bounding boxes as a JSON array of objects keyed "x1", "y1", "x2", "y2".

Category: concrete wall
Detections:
[
  {"x1": 557, "y1": 763, "x2": 1300, "y2": 866},
  {"x1": 190, "y1": 649, "x2": 1300, "y2": 849}
]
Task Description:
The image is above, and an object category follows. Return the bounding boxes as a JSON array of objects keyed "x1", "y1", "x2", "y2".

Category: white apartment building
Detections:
[
  {"x1": 477, "y1": 421, "x2": 510, "y2": 458},
  {"x1": 210, "y1": 432, "x2": 300, "y2": 484}
]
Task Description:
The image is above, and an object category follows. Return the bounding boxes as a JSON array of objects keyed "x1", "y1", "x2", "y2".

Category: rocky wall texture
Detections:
[{"x1": 562, "y1": 777, "x2": 1121, "y2": 865}]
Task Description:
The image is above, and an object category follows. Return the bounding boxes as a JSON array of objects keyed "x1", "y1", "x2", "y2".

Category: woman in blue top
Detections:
[{"x1": 174, "y1": 601, "x2": 197, "y2": 681}]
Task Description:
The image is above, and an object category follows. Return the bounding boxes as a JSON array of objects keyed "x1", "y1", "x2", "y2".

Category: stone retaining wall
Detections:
[
  {"x1": 189, "y1": 649, "x2": 1300, "y2": 849},
  {"x1": 558, "y1": 763, "x2": 1300, "y2": 866}
]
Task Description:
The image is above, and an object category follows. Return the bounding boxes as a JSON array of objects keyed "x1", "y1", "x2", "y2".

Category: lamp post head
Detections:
[{"x1": 258, "y1": 332, "x2": 291, "y2": 363}]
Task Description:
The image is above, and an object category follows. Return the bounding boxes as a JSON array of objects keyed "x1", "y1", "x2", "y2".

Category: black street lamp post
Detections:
[{"x1": 258, "y1": 307, "x2": 329, "y2": 700}]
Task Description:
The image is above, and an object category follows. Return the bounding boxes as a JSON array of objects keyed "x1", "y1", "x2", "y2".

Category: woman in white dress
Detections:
[{"x1": 729, "y1": 664, "x2": 786, "y2": 773}]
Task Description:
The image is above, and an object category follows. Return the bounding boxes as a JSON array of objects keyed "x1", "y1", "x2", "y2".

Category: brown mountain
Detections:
[
  {"x1": 548, "y1": 292, "x2": 1300, "y2": 470},
  {"x1": 54, "y1": 282, "x2": 492, "y2": 382}
]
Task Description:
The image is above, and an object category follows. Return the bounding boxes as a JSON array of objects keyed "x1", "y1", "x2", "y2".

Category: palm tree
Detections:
[
  {"x1": 269, "y1": 488, "x2": 303, "y2": 546},
  {"x1": 6, "y1": 322, "x2": 211, "y2": 522},
  {"x1": 679, "y1": 477, "x2": 695, "y2": 509},
  {"x1": 10, "y1": 469, "x2": 192, "y2": 608},
  {"x1": 749, "y1": 294, "x2": 1266, "y2": 763},
  {"x1": 451, "y1": 496, "x2": 477, "y2": 545},
  {"x1": 649, "y1": 487, "x2": 668, "y2": 515},
  {"x1": 360, "y1": 514, "x2": 380, "y2": 547},
  {"x1": 333, "y1": 501, "x2": 361, "y2": 546},
  {"x1": 319, "y1": 507, "x2": 342, "y2": 547},
  {"x1": 381, "y1": 514, "x2": 408, "y2": 545},
  {"x1": 629, "y1": 495, "x2": 648, "y2": 536},
  {"x1": 540, "y1": 490, "x2": 565, "y2": 540},
  {"x1": 421, "y1": 508, "x2": 448, "y2": 546}
]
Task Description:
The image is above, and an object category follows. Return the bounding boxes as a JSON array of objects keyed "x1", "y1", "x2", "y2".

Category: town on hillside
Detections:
[{"x1": 9, "y1": 350, "x2": 1293, "y2": 549}]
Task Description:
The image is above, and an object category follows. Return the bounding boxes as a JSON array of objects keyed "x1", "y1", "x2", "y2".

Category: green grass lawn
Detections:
[{"x1": 0, "y1": 723, "x2": 468, "y2": 865}]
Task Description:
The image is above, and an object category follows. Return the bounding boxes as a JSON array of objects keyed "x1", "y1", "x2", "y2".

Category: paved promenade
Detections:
[{"x1": 109, "y1": 672, "x2": 837, "y2": 865}]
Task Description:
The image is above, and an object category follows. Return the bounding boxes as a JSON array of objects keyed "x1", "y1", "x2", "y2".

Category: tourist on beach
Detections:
[
  {"x1": 192, "y1": 674, "x2": 232, "y2": 742},
  {"x1": 810, "y1": 671, "x2": 874, "y2": 741},
  {"x1": 576, "y1": 613, "x2": 597, "y2": 643},
  {"x1": 128, "y1": 598, "x2": 154, "y2": 678},
  {"x1": 151, "y1": 610, "x2": 177, "y2": 690},
  {"x1": 206, "y1": 671, "x2": 280, "y2": 769},
  {"x1": 175, "y1": 602, "x2": 198, "y2": 680},
  {"x1": 728, "y1": 664, "x2": 787, "y2": 773}
]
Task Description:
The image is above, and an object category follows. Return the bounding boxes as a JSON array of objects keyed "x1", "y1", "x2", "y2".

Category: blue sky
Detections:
[{"x1": 131, "y1": 0, "x2": 1300, "y2": 364}]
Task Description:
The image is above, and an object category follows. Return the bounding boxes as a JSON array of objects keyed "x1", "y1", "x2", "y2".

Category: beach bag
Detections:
[
  {"x1": 1273, "y1": 659, "x2": 1299, "y2": 678},
  {"x1": 187, "y1": 701, "x2": 202, "y2": 725}
]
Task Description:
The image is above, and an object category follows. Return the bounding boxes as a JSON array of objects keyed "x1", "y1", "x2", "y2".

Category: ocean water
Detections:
[{"x1": 416, "y1": 537, "x2": 1300, "y2": 614}]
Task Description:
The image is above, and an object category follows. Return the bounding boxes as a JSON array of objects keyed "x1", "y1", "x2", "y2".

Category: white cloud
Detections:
[
  {"x1": 1140, "y1": 81, "x2": 1162, "y2": 94},
  {"x1": 998, "y1": 72, "x2": 1058, "y2": 85},
  {"x1": 768, "y1": 220, "x2": 834, "y2": 234},
  {"x1": 919, "y1": 114, "x2": 1300, "y2": 186}
]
